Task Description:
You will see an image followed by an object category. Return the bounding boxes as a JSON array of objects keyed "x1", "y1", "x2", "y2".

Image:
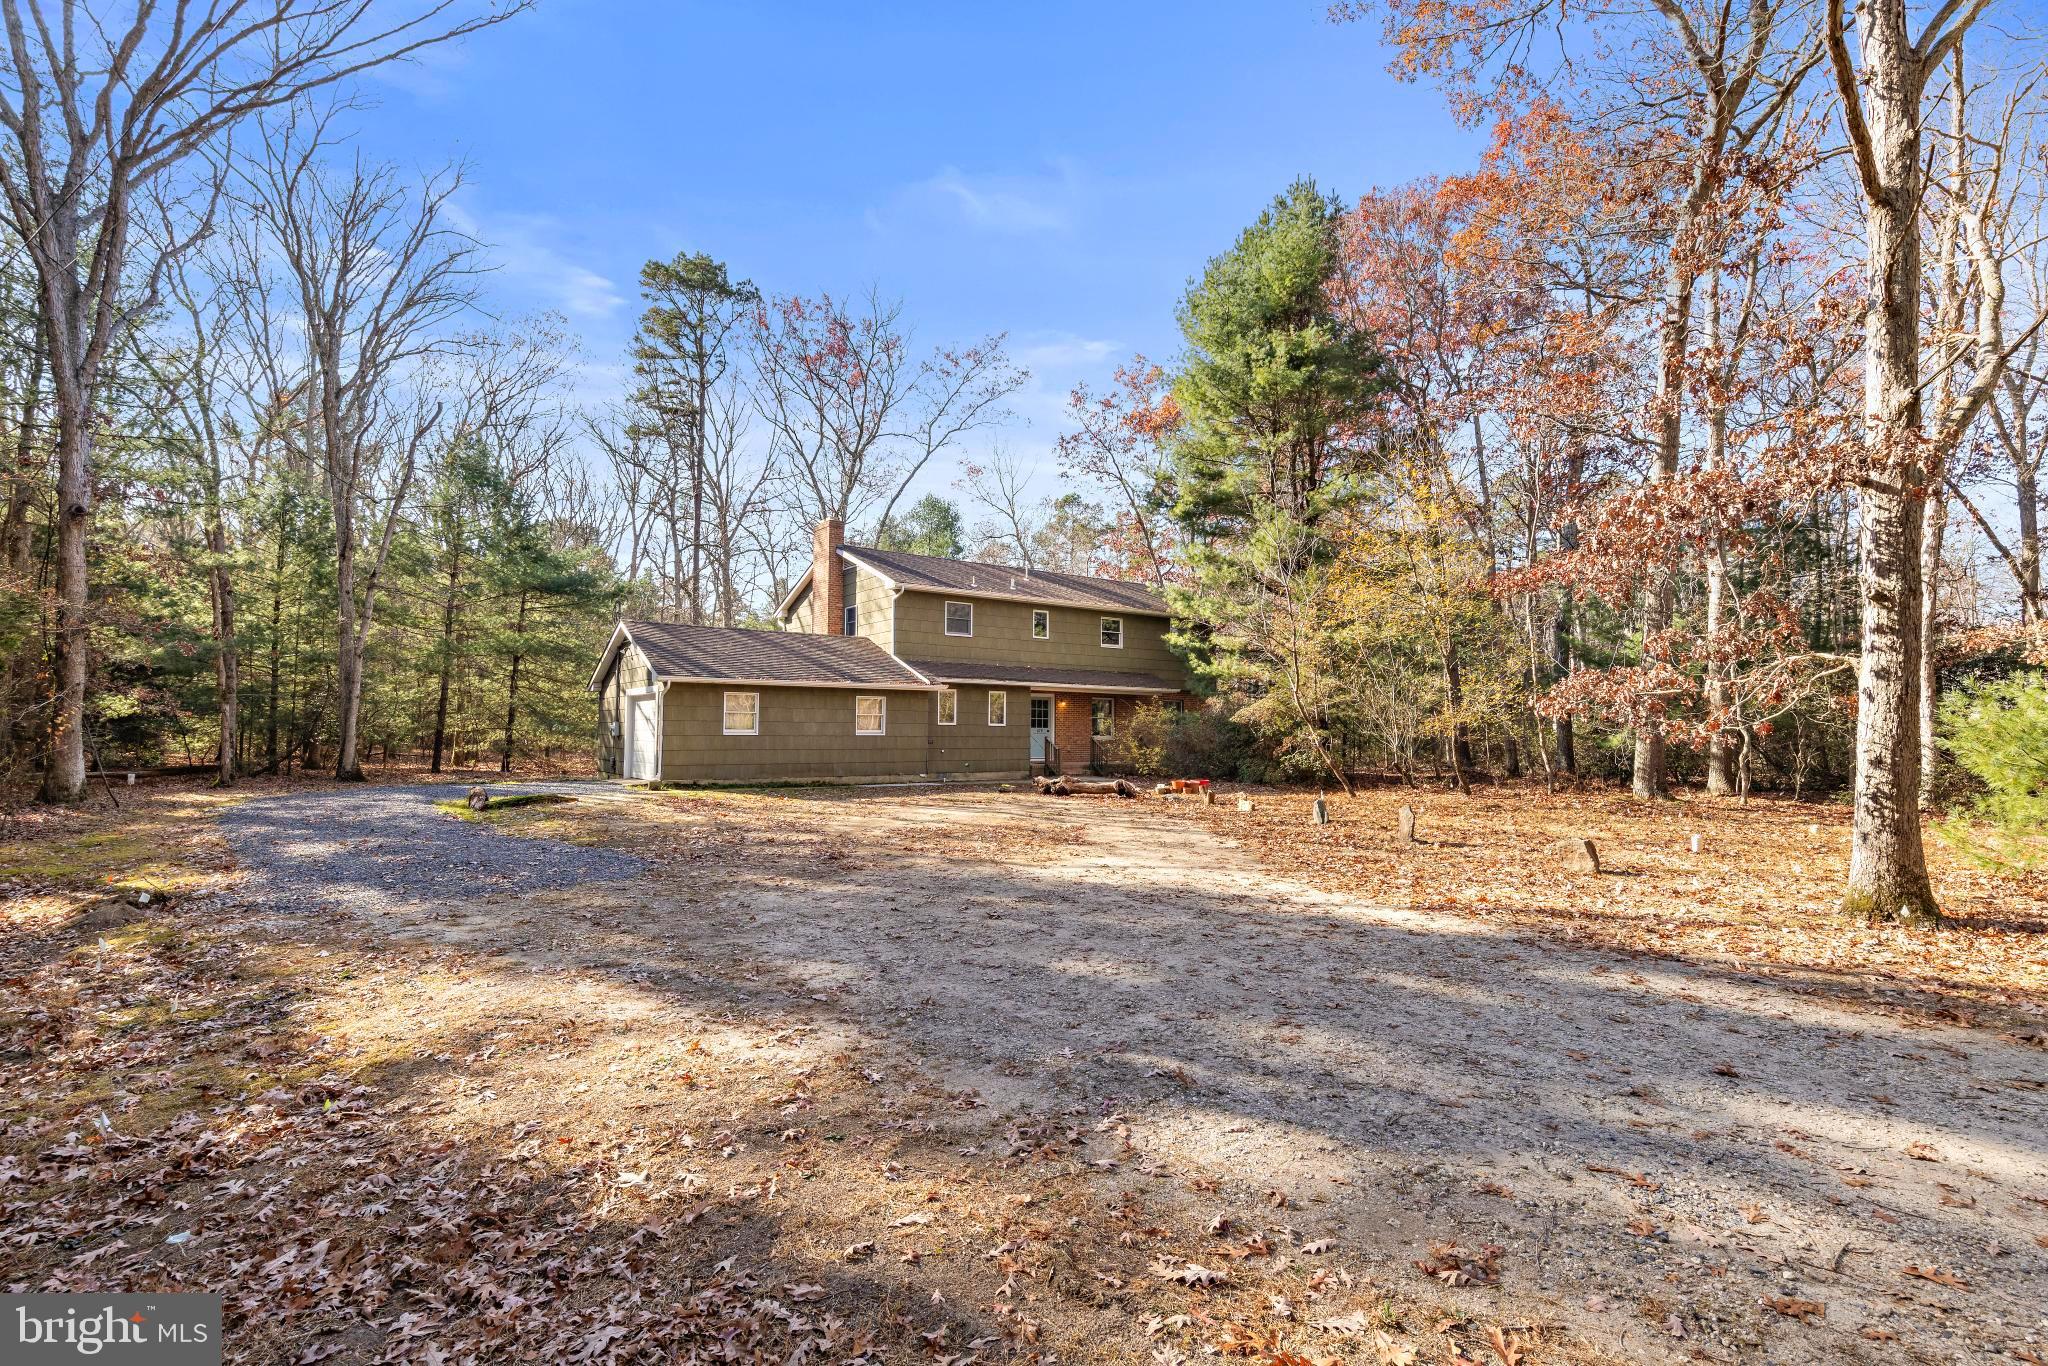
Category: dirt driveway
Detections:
[{"x1": 217, "y1": 781, "x2": 2047, "y2": 1364}]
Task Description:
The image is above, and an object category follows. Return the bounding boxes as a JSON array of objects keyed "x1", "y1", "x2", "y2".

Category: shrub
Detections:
[
  {"x1": 1103, "y1": 700, "x2": 1257, "y2": 780},
  {"x1": 1935, "y1": 672, "x2": 2048, "y2": 873}
]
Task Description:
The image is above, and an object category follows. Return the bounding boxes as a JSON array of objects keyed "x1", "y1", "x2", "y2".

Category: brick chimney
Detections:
[{"x1": 814, "y1": 517, "x2": 845, "y2": 635}]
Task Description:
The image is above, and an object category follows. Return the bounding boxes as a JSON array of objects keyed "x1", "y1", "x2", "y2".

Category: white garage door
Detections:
[{"x1": 627, "y1": 694, "x2": 660, "y2": 779}]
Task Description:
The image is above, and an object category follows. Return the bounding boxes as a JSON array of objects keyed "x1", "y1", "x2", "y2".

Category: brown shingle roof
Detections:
[
  {"x1": 840, "y1": 545, "x2": 1170, "y2": 615},
  {"x1": 623, "y1": 621, "x2": 932, "y2": 688},
  {"x1": 902, "y1": 660, "x2": 1182, "y2": 693}
]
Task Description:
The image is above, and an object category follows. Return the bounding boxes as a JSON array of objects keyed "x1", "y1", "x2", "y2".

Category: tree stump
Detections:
[
  {"x1": 1559, "y1": 837, "x2": 1600, "y2": 874},
  {"x1": 1236, "y1": 796, "x2": 1254, "y2": 813},
  {"x1": 467, "y1": 786, "x2": 489, "y2": 812},
  {"x1": 1312, "y1": 795, "x2": 1329, "y2": 825},
  {"x1": 1397, "y1": 805, "x2": 1417, "y2": 845}
]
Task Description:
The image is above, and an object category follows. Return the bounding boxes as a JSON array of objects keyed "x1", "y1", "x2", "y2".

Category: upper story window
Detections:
[
  {"x1": 1100, "y1": 616, "x2": 1124, "y2": 649},
  {"x1": 1031, "y1": 609, "x2": 1050, "y2": 640},
  {"x1": 936, "y1": 688, "x2": 958, "y2": 725},
  {"x1": 722, "y1": 691, "x2": 759, "y2": 736},
  {"x1": 842, "y1": 566, "x2": 858, "y2": 634},
  {"x1": 944, "y1": 600, "x2": 974, "y2": 636},
  {"x1": 854, "y1": 695, "x2": 886, "y2": 735}
]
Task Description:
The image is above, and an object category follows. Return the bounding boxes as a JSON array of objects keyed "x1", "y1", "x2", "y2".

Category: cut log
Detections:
[
  {"x1": 1397, "y1": 805, "x2": 1417, "y2": 845},
  {"x1": 1034, "y1": 776, "x2": 1140, "y2": 798},
  {"x1": 1236, "y1": 796, "x2": 1255, "y2": 813}
]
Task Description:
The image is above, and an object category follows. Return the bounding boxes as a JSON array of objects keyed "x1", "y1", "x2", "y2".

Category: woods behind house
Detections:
[{"x1": 4, "y1": 0, "x2": 2048, "y2": 925}]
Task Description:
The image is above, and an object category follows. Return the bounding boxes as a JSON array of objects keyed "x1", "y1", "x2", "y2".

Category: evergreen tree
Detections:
[
  {"x1": 1165, "y1": 179, "x2": 1387, "y2": 791},
  {"x1": 875, "y1": 493, "x2": 966, "y2": 558}
]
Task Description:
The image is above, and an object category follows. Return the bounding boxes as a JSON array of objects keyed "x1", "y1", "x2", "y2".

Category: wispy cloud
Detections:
[
  {"x1": 874, "y1": 159, "x2": 1086, "y2": 237},
  {"x1": 1013, "y1": 331, "x2": 1120, "y2": 372},
  {"x1": 451, "y1": 201, "x2": 627, "y2": 322}
]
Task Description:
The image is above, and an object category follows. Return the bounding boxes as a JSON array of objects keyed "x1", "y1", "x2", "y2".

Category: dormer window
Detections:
[{"x1": 944, "y1": 600, "x2": 974, "y2": 636}]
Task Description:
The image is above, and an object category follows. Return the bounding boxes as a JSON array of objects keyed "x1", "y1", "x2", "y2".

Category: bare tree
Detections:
[
  {"x1": 239, "y1": 106, "x2": 482, "y2": 780},
  {"x1": 1825, "y1": 0, "x2": 2013, "y2": 923},
  {"x1": 0, "y1": 0, "x2": 528, "y2": 803},
  {"x1": 1945, "y1": 107, "x2": 2048, "y2": 627},
  {"x1": 962, "y1": 447, "x2": 1043, "y2": 569},
  {"x1": 750, "y1": 289, "x2": 1025, "y2": 536}
]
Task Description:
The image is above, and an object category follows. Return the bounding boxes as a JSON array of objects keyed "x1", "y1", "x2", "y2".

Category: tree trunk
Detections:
[
  {"x1": 40, "y1": 388, "x2": 90, "y2": 804},
  {"x1": 1701, "y1": 273, "x2": 1739, "y2": 797},
  {"x1": 264, "y1": 526, "x2": 285, "y2": 775},
  {"x1": 1443, "y1": 639, "x2": 1470, "y2": 795},
  {"x1": 1841, "y1": 0, "x2": 1939, "y2": 923},
  {"x1": 500, "y1": 590, "x2": 530, "y2": 774},
  {"x1": 2018, "y1": 460, "x2": 2040, "y2": 623},
  {"x1": 333, "y1": 528, "x2": 366, "y2": 781},
  {"x1": 207, "y1": 516, "x2": 238, "y2": 787},
  {"x1": 1633, "y1": 213, "x2": 1699, "y2": 802},
  {"x1": 1918, "y1": 491, "x2": 1945, "y2": 807},
  {"x1": 430, "y1": 544, "x2": 460, "y2": 774},
  {"x1": 1703, "y1": 543, "x2": 1737, "y2": 796}
]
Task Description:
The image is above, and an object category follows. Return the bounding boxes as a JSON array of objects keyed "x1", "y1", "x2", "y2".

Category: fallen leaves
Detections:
[
  {"x1": 1900, "y1": 1265, "x2": 1971, "y2": 1291},
  {"x1": 1414, "y1": 1243, "x2": 1503, "y2": 1288},
  {"x1": 1154, "y1": 1258, "x2": 1228, "y2": 1287},
  {"x1": 1765, "y1": 1296, "x2": 1826, "y2": 1324},
  {"x1": 1180, "y1": 785, "x2": 2048, "y2": 1031},
  {"x1": 1484, "y1": 1324, "x2": 1526, "y2": 1365}
]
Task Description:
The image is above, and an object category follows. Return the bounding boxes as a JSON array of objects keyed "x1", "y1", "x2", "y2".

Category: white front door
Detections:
[
  {"x1": 1029, "y1": 694, "x2": 1052, "y2": 762},
  {"x1": 627, "y1": 694, "x2": 660, "y2": 779}
]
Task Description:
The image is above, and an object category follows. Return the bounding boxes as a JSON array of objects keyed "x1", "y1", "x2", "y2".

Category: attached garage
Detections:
[{"x1": 591, "y1": 620, "x2": 1035, "y2": 784}]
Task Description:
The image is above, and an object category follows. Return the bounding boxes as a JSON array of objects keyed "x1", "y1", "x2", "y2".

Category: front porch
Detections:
[{"x1": 1031, "y1": 691, "x2": 1147, "y2": 776}]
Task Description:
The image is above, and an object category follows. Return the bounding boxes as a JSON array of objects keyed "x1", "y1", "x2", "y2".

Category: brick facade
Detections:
[{"x1": 814, "y1": 518, "x2": 845, "y2": 635}]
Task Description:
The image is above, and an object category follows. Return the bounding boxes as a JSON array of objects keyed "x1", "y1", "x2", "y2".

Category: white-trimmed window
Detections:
[
  {"x1": 987, "y1": 690, "x2": 1007, "y2": 726},
  {"x1": 944, "y1": 600, "x2": 974, "y2": 636},
  {"x1": 1100, "y1": 616, "x2": 1124, "y2": 648},
  {"x1": 1031, "y1": 608, "x2": 1050, "y2": 639},
  {"x1": 854, "y1": 695, "x2": 887, "y2": 735},
  {"x1": 722, "y1": 691, "x2": 759, "y2": 735},
  {"x1": 936, "y1": 688, "x2": 958, "y2": 726}
]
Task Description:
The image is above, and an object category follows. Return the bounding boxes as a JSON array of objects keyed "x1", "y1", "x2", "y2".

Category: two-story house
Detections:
[{"x1": 590, "y1": 518, "x2": 1189, "y2": 783}]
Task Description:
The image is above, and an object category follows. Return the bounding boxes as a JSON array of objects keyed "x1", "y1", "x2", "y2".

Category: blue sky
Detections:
[{"x1": 348, "y1": 0, "x2": 1483, "y2": 488}]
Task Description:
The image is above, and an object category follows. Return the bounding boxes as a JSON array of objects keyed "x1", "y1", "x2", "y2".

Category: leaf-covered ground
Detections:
[
  {"x1": 1172, "y1": 782, "x2": 2048, "y2": 1036},
  {"x1": 3, "y1": 778, "x2": 2044, "y2": 1365}
]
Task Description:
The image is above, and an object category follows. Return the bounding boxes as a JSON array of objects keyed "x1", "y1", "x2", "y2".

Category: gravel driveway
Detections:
[
  {"x1": 218, "y1": 782, "x2": 642, "y2": 916},
  {"x1": 216, "y1": 783, "x2": 2048, "y2": 1363}
]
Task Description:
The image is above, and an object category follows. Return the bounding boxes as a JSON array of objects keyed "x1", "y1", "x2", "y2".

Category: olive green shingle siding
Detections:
[
  {"x1": 891, "y1": 590, "x2": 1184, "y2": 682},
  {"x1": 785, "y1": 585, "x2": 815, "y2": 634},
  {"x1": 851, "y1": 564, "x2": 893, "y2": 648},
  {"x1": 927, "y1": 685, "x2": 1029, "y2": 776},
  {"x1": 658, "y1": 682, "x2": 1030, "y2": 782}
]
